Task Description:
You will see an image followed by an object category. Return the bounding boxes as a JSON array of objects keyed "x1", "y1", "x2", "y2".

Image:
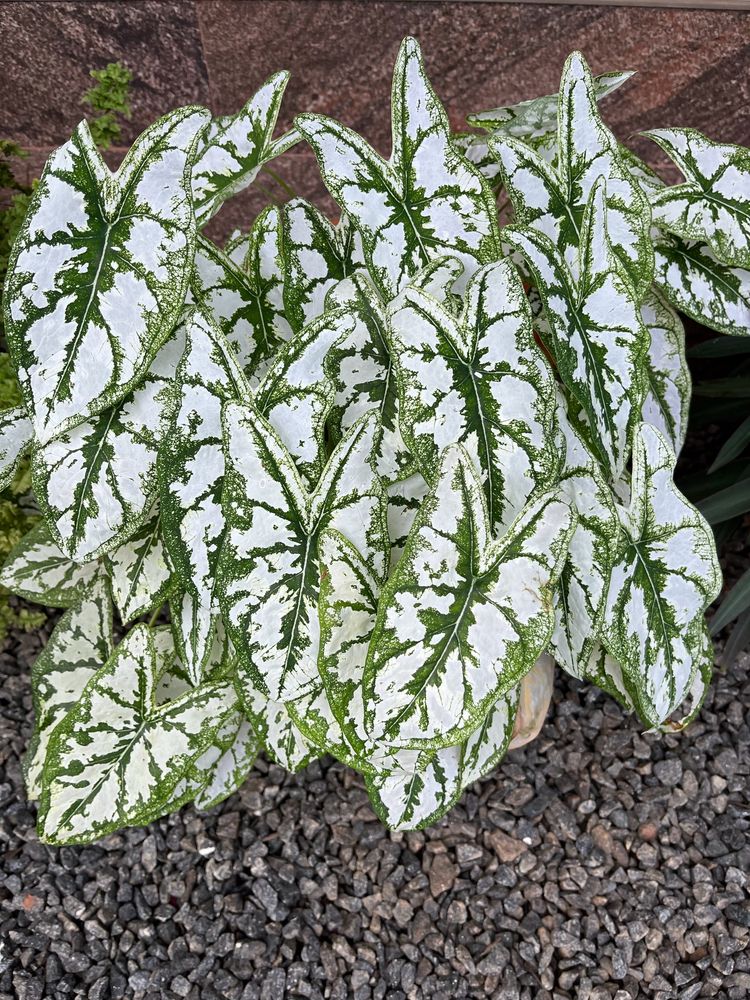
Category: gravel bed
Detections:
[{"x1": 1, "y1": 615, "x2": 749, "y2": 1000}]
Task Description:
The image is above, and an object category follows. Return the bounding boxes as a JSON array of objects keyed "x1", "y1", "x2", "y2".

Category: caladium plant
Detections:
[{"x1": 2, "y1": 37, "x2": 742, "y2": 843}]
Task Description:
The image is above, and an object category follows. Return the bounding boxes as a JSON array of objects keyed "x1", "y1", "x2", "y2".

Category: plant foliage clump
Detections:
[{"x1": 2, "y1": 39, "x2": 747, "y2": 842}]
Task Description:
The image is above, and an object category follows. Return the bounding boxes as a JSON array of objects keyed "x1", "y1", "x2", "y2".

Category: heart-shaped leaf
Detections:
[
  {"x1": 506, "y1": 179, "x2": 649, "y2": 479},
  {"x1": 192, "y1": 71, "x2": 298, "y2": 226},
  {"x1": 0, "y1": 521, "x2": 100, "y2": 607},
  {"x1": 489, "y1": 53, "x2": 652, "y2": 299},
  {"x1": 104, "y1": 508, "x2": 176, "y2": 625},
  {"x1": 296, "y1": 37, "x2": 500, "y2": 298},
  {"x1": 39, "y1": 624, "x2": 237, "y2": 844},
  {"x1": 388, "y1": 259, "x2": 557, "y2": 532},
  {"x1": 32, "y1": 324, "x2": 184, "y2": 563},
  {"x1": 654, "y1": 235, "x2": 750, "y2": 338},
  {"x1": 645, "y1": 128, "x2": 750, "y2": 268},
  {"x1": 5, "y1": 108, "x2": 209, "y2": 444},
  {"x1": 281, "y1": 199, "x2": 364, "y2": 332},
  {"x1": 24, "y1": 577, "x2": 112, "y2": 799},
  {"x1": 218, "y1": 404, "x2": 387, "y2": 704},
  {"x1": 364, "y1": 444, "x2": 575, "y2": 750},
  {"x1": 600, "y1": 423, "x2": 722, "y2": 727}
]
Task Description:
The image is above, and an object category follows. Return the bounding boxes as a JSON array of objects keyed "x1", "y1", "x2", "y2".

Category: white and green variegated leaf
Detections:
[
  {"x1": 324, "y1": 273, "x2": 412, "y2": 483},
  {"x1": 254, "y1": 307, "x2": 353, "y2": 485},
  {"x1": 387, "y1": 472, "x2": 428, "y2": 570},
  {"x1": 224, "y1": 229, "x2": 251, "y2": 267},
  {"x1": 193, "y1": 715, "x2": 258, "y2": 810},
  {"x1": 193, "y1": 209, "x2": 292, "y2": 381},
  {"x1": 240, "y1": 672, "x2": 319, "y2": 772},
  {"x1": 583, "y1": 642, "x2": 636, "y2": 712},
  {"x1": 645, "y1": 128, "x2": 750, "y2": 269},
  {"x1": 296, "y1": 37, "x2": 500, "y2": 299},
  {"x1": 192, "y1": 71, "x2": 298, "y2": 226},
  {"x1": 32, "y1": 324, "x2": 184, "y2": 563},
  {"x1": 551, "y1": 403, "x2": 620, "y2": 678},
  {"x1": 388, "y1": 259, "x2": 557, "y2": 532},
  {"x1": 640, "y1": 288, "x2": 690, "y2": 456},
  {"x1": 39, "y1": 624, "x2": 237, "y2": 845},
  {"x1": 489, "y1": 54, "x2": 652, "y2": 299},
  {"x1": 506, "y1": 180, "x2": 649, "y2": 479},
  {"x1": 104, "y1": 509, "x2": 176, "y2": 625},
  {"x1": 0, "y1": 521, "x2": 100, "y2": 607},
  {"x1": 601, "y1": 423, "x2": 722, "y2": 728},
  {"x1": 654, "y1": 235, "x2": 750, "y2": 337},
  {"x1": 0, "y1": 406, "x2": 33, "y2": 491},
  {"x1": 281, "y1": 199, "x2": 364, "y2": 332},
  {"x1": 5, "y1": 109, "x2": 209, "y2": 444},
  {"x1": 24, "y1": 577, "x2": 112, "y2": 799},
  {"x1": 219, "y1": 403, "x2": 387, "y2": 704},
  {"x1": 158, "y1": 308, "x2": 250, "y2": 680},
  {"x1": 364, "y1": 444, "x2": 575, "y2": 750},
  {"x1": 467, "y1": 68, "x2": 632, "y2": 140},
  {"x1": 169, "y1": 592, "x2": 230, "y2": 690},
  {"x1": 367, "y1": 688, "x2": 519, "y2": 830}
]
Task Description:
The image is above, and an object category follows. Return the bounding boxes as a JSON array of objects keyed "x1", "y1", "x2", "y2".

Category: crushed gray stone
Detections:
[{"x1": 1, "y1": 616, "x2": 749, "y2": 999}]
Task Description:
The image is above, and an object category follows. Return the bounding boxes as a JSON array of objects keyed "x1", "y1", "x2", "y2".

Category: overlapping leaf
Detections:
[
  {"x1": 219, "y1": 403, "x2": 387, "y2": 705},
  {"x1": 281, "y1": 199, "x2": 364, "y2": 332},
  {"x1": 601, "y1": 423, "x2": 722, "y2": 727},
  {"x1": 489, "y1": 53, "x2": 652, "y2": 299},
  {"x1": 5, "y1": 108, "x2": 209, "y2": 444},
  {"x1": 104, "y1": 509, "x2": 175, "y2": 625},
  {"x1": 32, "y1": 324, "x2": 184, "y2": 563},
  {"x1": 550, "y1": 404, "x2": 620, "y2": 678},
  {"x1": 0, "y1": 406, "x2": 33, "y2": 490},
  {"x1": 193, "y1": 716, "x2": 259, "y2": 810},
  {"x1": 0, "y1": 521, "x2": 100, "y2": 607},
  {"x1": 645, "y1": 128, "x2": 750, "y2": 268},
  {"x1": 388, "y1": 259, "x2": 557, "y2": 532},
  {"x1": 387, "y1": 472, "x2": 428, "y2": 570},
  {"x1": 654, "y1": 235, "x2": 750, "y2": 337},
  {"x1": 158, "y1": 308, "x2": 250, "y2": 680},
  {"x1": 192, "y1": 209, "x2": 292, "y2": 380},
  {"x1": 640, "y1": 288, "x2": 690, "y2": 455},
  {"x1": 506, "y1": 179, "x2": 649, "y2": 479},
  {"x1": 363, "y1": 445, "x2": 574, "y2": 750},
  {"x1": 24, "y1": 578, "x2": 112, "y2": 799},
  {"x1": 192, "y1": 71, "x2": 298, "y2": 225},
  {"x1": 296, "y1": 37, "x2": 500, "y2": 298},
  {"x1": 39, "y1": 624, "x2": 237, "y2": 844}
]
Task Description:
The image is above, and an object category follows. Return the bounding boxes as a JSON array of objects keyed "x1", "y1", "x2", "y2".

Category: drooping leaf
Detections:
[
  {"x1": 39, "y1": 624, "x2": 237, "y2": 844},
  {"x1": 653, "y1": 235, "x2": 750, "y2": 338},
  {"x1": 387, "y1": 472, "x2": 428, "y2": 570},
  {"x1": 506, "y1": 180, "x2": 649, "y2": 479},
  {"x1": 240, "y1": 669, "x2": 320, "y2": 772},
  {"x1": 388, "y1": 259, "x2": 557, "y2": 532},
  {"x1": 218, "y1": 404, "x2": 387, "y2": 704},
  {"x1": 645, "y1": 128, "x2": 750, "y2": 268},
  {"x1": 640, "y1": 288, "x2": 690, "y2": 456},
  {"x1": 363, "y1": 444, "x2": 575, "y2": 750},
  {"x1": 31, "y1": 324, "x2": 184, "y2": 563},
  {"x1": 104, "y1": 508, "x2": 176, "y2": 625},
  {"x1": 281, "y1": 199, "x2": 364, "y2": 332},
  {"x1": 488, "y1": 53, "x2": 652, "y2": 299},
  {"x1": 5, "y1": 109, "x2": 209, "y2": 444},
  {"x1": 24, "y1": 577, "x2": 113, "y2": 799},
  {"x1": 192, "y1": 71, "x2": 298, "y2": 226},
  {"x1": 0, "y1": 406, "x2": 33, "y2": 491},
  {"x1": 0, "y1": 521, "x2": 100, "y2": 607},
  {"x1": 550, "y1": 403, "x2": 620, "y2": 678},
  {"x1": 601, "y1": 423, "x2": 722, "y2": 728},
  {"x1": 296, "y1": 37, "x2": 500, "y2": 299}
]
